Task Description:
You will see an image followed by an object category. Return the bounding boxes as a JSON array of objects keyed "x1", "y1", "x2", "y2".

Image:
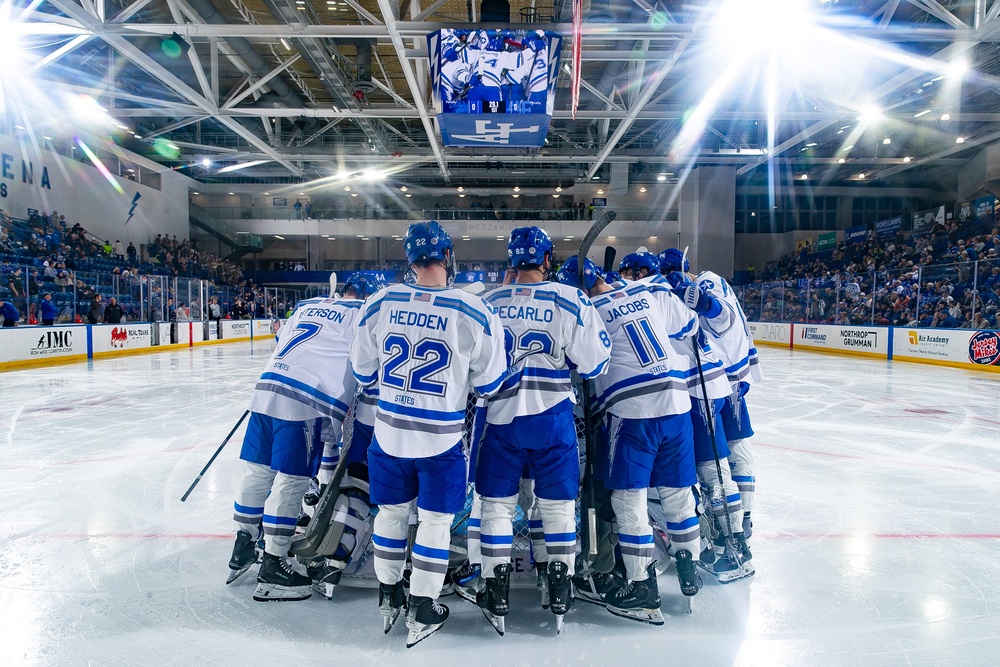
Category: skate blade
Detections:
[
  {"x1": 555, "y1": 614, "x2": 565, "y2": 634},
  {"x1": 406, "y1": 622, "x2": 444, "y2": 648},
  {"x1": 454, "y1": 585, "x2": 479, "y2": 605},
  {"x1": 606, "y1": 606, "x2": 665, "y2": 626},
  {"x1": 226, "y1": 564, "x2": 253, "y2": 585},
  {"x1": 252, "y1": 583, "x2": 311, "y2": 602},
  {"x1": 382, "y1": 608, "x2": 401, "y2": 634},
  {"x1": 718, "y1": 562, "x2": 755, "y2": 584},
  {"x1": 684, "y1": 596, "x2": 693, "y2": 614},
  {"x1": 572, "y1": 591, "x2": 606, "y2": 607},
  {"x1": 312, "y1": 581, "x2": 335, "y2": 599},
  {"x1": 481, "y1": 608, "x2": 505, "y2": 636}
]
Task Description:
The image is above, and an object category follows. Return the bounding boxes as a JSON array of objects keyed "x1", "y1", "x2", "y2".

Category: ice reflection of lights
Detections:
[{"x1": 924, "y1": 596, "x2": 949, "y2": 623}]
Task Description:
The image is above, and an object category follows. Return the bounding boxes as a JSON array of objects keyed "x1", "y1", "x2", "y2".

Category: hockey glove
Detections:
[
  {"x1": 672, "y1": 284, "x2": 723, "y2": 318},
  {"x1": 665, "y1": 271, "x2": 692, "y2": 289}
]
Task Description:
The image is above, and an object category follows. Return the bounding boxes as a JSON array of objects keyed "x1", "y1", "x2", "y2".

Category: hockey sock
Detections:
[
  {"x1": 373, "y1": 499, "x2": 413, "y2": 585},
  {"x1": 480, "y1": 494, "x2": 516, "y2": 578},
  {"x1": 262, "y1": 472, "x2": 310, "y2": 556},
  {"x1": 410, "y1": 507, "x2": 454, "y2": 599},
  {"x1": 610, "y1": 489, "x2": 652, "y2": 581},
  {"x1": 233, "y1": 461, "x2": 274, "y2": 535},
  {"x1": 467, "y1": 492, "x2": 482, "y2": 567},
  {"x1": 655, "y1": 486, "x2": 700, "y2": 559},
  {"x1": 727, "y1": 439, "x2": 755, "y2": 513},
  {"x1": 537, "y1": 497, "x2": 576, "y2": 575}
]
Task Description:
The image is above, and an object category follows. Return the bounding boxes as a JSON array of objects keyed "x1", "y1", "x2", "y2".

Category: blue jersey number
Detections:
[
  {"x1": 275, "y1": 322, "x2": 322, "y2": 359},
  {"x1": 382, "y1": 334, "x2": 453, "y2": 396},
  {"x1": 504, "y1": 328, "x2": 554, "y2": 366},
  {"x1": 622, "y1": 317, "x2": 667, "y2": 367}
]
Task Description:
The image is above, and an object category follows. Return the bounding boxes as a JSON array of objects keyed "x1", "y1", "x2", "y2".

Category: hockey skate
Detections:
[
  {"x1": 535, "y1": 564, "x2": 549, "y2": 609},
  {"x1": 305, "y1": 558, "x2": 343, "y2": 599},
  {"x1": 605, "y1": 565, "x2": 664, "y2": 626},
  {"x1": 449, "y1": 561, "x2": 482, "y2": 604},
  {"x1": 547, "y1": 562, "x2": 573, "y2": 634},
  {"x1": 713, "y1": 534, "x2": 754, "y2": 584},
  {"x1": 379, "y1": 581, "x2": 406, "y2": 634},
  {"x1": 572, "y1": 566, "x2": 624, "y2": 607},
  {"x1": 674, "y1": 550, "x2": 702, "y2": 614},
  {"x1": 477, "y1": 563, "x2": 511, "y2": 636},
  {"x1": 405, "y1": 596, "x2": 449, "y2": 648},
  {"x1": 253, "y1": 553, "x2": 312, "y2": 602},
  {"x1": 226, "y1": 529, "x2": 260, "y2": 585}
]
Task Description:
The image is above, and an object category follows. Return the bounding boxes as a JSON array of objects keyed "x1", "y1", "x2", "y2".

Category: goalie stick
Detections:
[
  {"x1": 289, "y1": 393, "x2": 359, "y2": 560},
  {"x1": 576, "y1": 211, "x2": 617, "y2": 560}
]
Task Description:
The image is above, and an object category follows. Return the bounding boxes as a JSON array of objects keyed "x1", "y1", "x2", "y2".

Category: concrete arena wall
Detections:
[
  {"x1": 748, "y1": 321, "x2": 1000, "y2": 373},
  {"x1": 0, "y1": 320, "x2": 279, "y2": 371}
]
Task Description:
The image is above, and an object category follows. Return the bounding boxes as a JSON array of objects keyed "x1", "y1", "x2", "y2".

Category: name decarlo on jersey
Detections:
[{"x1": 484, "y1": 282, "x2": 610, "y2": 426}]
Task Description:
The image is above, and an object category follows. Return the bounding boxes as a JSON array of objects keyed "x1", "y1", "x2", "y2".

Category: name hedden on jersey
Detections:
[{"x1": 388, "y1": 309, "x2": 448, "y2": 331}]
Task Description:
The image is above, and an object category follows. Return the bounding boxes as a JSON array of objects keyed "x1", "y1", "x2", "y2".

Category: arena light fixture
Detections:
[
  {"x1": 459, "y1": 194, "x2": 466, "y2": 198},
  {"x1": 400, "y1": 186, "x2": 408, "y2": 192},
  {"x1": 228, "y1": 192, "x2": 235, "y2": 195},
  {"x1": 883, "y1": 137, "x2": 891, "y2": 145},
  {"x1": 552, "y1": 194, "x2": 560, "y2": 198},
  {"x1": 941, "y1": 113, "x2": 951, "y2": 121},
  {"x1": 858, "y1": 172, "x2": 866, "y2": 179},
  {"x1": 858, "y1": 106, "x2": 883, "y2": 125},
  {"x1": 657, "y1": 174, "x2": 667, "y2": 181},
  {"x1": 597, "y1": 189, "x2": 605, "y2": 195},
  {"x1": 512, "y1": 194, "x2": 520, "y2": 198},
  {"x1": 405, "y1": 194, "x2": 412, "y2": 198},
  {"x1": 299, "y1": 192, "x2": 305, "y2": 195},
  {"x1": 351, "y1": 193, "x2": 358, "y2": 197},
  {"x1": 344, "y1": 186, "x2": 351, "y2": 191},
  {"x1": 946, "y1": 59, "x2": 968, "y2": 78},
  {"x1": 457, "y1": 186, "x2": 465, "y2": 192},
  {"x1": 274, "y1": 235, "x2": 285, "y2": 240},
  {"x1": 555, "y1": 186, "x2": 563, "y2": 192},
  {"x1": 217, "y1": 160, "x2": 269, "y2": 173},
  {"x1": 800, "y1": 174, "x2": 808, "y2": 180},
  {"x1": 639, "y1": 186, "x2": 647, "y2": 193},
  {"x1": 513, "y1": 186, "x2": 520, "y2": 192},
  {"x1": 914, "y1": 109, "x2": 931, "y2": 118},
  {"x1": 838, "y1": 158, "x2": 846, "y2": 163},
  {"x1": 956, "y1": 136, "x2": 965, "y2": 144},
  {"x1": 903, "y1": 156, "x2": 912, "y2": 163}
]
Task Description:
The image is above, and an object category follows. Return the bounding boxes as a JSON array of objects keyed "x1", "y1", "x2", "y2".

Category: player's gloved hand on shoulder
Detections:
[
  {"x1": 672, "y1": 284, "x2": 722, "y2": 317},
  {"x1": 665, "y1": 271, "x2": 692, "y2": 289}
]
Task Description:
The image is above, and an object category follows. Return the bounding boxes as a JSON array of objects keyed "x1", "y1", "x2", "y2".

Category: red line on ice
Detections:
[{"x1": 755, "y1": 442, "x2": 1000, "y2": 476}]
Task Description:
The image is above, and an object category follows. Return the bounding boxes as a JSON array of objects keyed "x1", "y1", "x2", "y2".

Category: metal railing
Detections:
[
  {"x1": 197, "y1": 205, "x2": 678, "y2": 223},
  {"x1": 736, "y1": 257, "x2": 1000, "y2": 330}
]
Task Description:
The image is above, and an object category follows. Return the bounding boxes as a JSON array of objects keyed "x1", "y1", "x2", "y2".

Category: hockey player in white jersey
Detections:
[
  {"x1": 350, "y1": 221, "x2": 507, "y2": 648},
  {"x1": 660, "y1": 248, "x2": 762, "y2": 538},
  {"x1": 474, "y1": 227, "x2": 611, "y2": 635},
  {"x1": 658, "y1": 248, "x2": 754, "y2": 583},
  {"x1": 304, "y1": 272, "x2": 387, "y2": 598},
  {"x1": 227, "y1": 287, "x2": 362, "y2": 602},
  {"x1": 556, "y1": 257, "x2": 702, "y2": 625},
  {"x1": 618, "y1": 251, "x2": 660, "y2": 282}
]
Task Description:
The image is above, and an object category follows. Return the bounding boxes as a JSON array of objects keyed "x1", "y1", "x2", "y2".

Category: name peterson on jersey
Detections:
[{"x1": 250, "y1": 296, "x2": 361, "y2": 422}]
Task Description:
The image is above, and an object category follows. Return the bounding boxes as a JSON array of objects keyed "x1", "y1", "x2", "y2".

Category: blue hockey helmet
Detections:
[
  {"x1": 508, "y1": 226, "x2": 553, "y2": 268},
  {"x1": 555, "y1": 255, "x2": 600, "y2": 290},
  {"x1": 603, "y1": 270, "x2": 621, "y2": 283},
  {"x1": 343, "y1": 272, "x2": 387, "y2": 299},
  {"x1": 619, "y1": 251, "x2": 660, "y2": 277},
  {"x1": 658, "y1": 247, "x2": 689, "y2": 274},
  {"x1": 404, "y1": 221, "x2": 453, "y2": 264},
  {"x1": 485, "y1": 30, "x2": 506, "y2": 51}
]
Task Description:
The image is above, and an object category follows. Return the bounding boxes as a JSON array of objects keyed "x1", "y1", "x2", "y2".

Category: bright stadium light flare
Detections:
[
  {"x1": 73, "y1": 136, "x2": 124, "y2": 195},
  {"x1": 946, "y1": 59, "x2": 968, "y2": 78},
  {"x1": 858, "y1": 106, "x2": 883, "y2": 125}
]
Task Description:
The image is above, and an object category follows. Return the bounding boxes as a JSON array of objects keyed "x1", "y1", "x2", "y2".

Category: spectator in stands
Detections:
[
  {"x1": 103, "y1": 297, "x2": 123, "y2": 324},
  {"x1": 39, "y1": 293, "x2": 57, "y2": 326},
  {"x1": 208, "y1": 296, "x2": 222, "y2": 326},
  {"x1": 54, "y1": 270, "x2": 71, "y2": 291},
  {"x1": 127, "y1": 242, "x2": 137, "y2": 264},
  {"x1": 176, "y1": 302, "x2": 189, "y2": 321},
  {"x1": 0, "y1": 297, "x2": 18, "y2": 327},
  {"x1": 8, "y1": 267, "x2": 23, "y2": 297},
  {"x1": 233, "y1": 298, "x2": 249, "y2": 320},
  {"x1": 113, "y1": 240, "x2": 124, "y2": 260},
  {"x1": 87, "y1": 295, "x2": 103, "y2": 324}
]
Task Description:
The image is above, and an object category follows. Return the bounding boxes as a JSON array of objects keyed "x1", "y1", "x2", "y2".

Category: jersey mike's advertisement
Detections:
[{"x1": 796, "y1": 324, "x2": 887, "y2": 357}]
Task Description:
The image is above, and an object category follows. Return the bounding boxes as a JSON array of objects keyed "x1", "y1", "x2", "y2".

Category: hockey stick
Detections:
[
  {"x1": 577, "y1": 211, "x2": 617, "y2": 558},
  {"x1": 329, "y1": 272, "x2": 338, "y2": 298},
  {"x1": 289, "y1": 394, "x2": 360, "y2": 559},
  {"x1": 180, "y1": 409, "x2": 250, "y2": 502},
  {"x1": 690, "y1": 336, "x2": 741, "y2": 565}
]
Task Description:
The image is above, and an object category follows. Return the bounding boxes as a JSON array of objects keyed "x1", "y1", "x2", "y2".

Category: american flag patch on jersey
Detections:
[
  {"x1": 414, "y1": 292, "x2": 431, "y2": 302},
  {"x1": 514, "y1": 287, "x2": 532, "y2": 296},
  {"x1": 611, "y1": 292, "x2": 626, "y2": 299}
]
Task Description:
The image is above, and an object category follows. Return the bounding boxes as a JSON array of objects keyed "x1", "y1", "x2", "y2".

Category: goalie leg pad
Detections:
[{"x1": 695, "y1": 458, "x2": 743, "y2": 538}]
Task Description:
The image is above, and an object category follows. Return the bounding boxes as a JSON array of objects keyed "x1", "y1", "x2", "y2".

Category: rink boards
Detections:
[
  {"x1": 748, "y1": 321, "x2": 1000, "y2": 372},
  {"x1": 0, "y1": 319, "x2": 281, "y2": 370}
]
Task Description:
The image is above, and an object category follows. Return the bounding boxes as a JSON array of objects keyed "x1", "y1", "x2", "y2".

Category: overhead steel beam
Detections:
[
  {"x1": 341, "y1": 0, "x2": 383, "y2": 25},
  {"x1": 26, "y1": 34, "x2": 91, "y2": 74},
  {"x1": 412, "y1": 0, "x2": 450, "y2": 21},
  {"x1": 143, "y1": 116, "x2": 210, "y2": 139},
  {"x1": 223, "y1": 54, "x2": 302, "y2": 108},
  {"x1": 374, "y1": 0, "x2": 449, "y2": 180},
  {"x1": 906, "y1": 0, "x2": 967, "y2": 29},
  {"x1": 110, "y1": 0, "x2": 158, "y2": 23},
  {"x1": 873, "y1": 130, "x2": 1000, "y2": 180},
  {"x1": 45, "y1": 0, "x2": 303, "y2": 176}
]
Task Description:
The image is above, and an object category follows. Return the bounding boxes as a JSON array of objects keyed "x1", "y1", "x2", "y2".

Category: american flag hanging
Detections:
[{"x1": 571, "y1": 0, "x2": 583, "y2": 120}]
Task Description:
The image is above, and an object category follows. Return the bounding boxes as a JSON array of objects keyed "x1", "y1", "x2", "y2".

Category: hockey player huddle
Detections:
[{"x1": 225, "y1": 221, "x2": 762, "y2": 648}]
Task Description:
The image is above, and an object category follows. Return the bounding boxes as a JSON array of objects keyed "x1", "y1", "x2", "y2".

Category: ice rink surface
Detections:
[{"x1": 2, "y1": 342, "x2": 1000, "y2": 666}]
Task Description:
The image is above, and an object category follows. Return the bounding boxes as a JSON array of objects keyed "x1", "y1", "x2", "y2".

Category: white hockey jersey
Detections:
[
  {"x1": 590, "y1": 280, "x2": 696, "y2": 419},
  {"x1": 250, "y1": 296, "x2": 361, "y2": 423},
  {"x1": 483, "y1": 282, "x2": 611, "y2": 425},
  {"x1": 694, "y1": 270, "x2": 764, "y2": 387},
  {"x1": 648, "y1": 275, "x2": 734, "y2": 400},
  {"x1": 350, "y1": 284, "x2": 507, "y2": 458}
]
